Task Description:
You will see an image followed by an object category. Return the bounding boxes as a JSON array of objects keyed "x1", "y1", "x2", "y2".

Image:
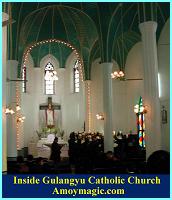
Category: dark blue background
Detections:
[{"x1": 2, "y1": 174, "x2": 170, "y2": 198}]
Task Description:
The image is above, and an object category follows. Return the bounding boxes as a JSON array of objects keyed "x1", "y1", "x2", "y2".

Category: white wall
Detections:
[
  {"x1": 91, "y1": 59, "x2": 104, "y2": 133},
  {"x1": 21, "y1": 52, "x2": 85, "y2": 146},
  {"x1": 21, "y1": 21, "x2": 169, "y2": 150},
  {"x1": 62, "y1": 52, "x2": 85, "y2": 139},
  {"x1": 6, "y1": 60, "x2": 19, "y2": 157},
  {"x1": 125, "y1": 42, "x2": 144, "y2": 133},
  {"x1": 158, "y1": 19, "x2": 170, "y2": 151},
  {"x1": 91, "y1": 32, "x2": 169, "y2": 153},
  {"x1": 91, "y1": 42, "x2": 144, "y2": 135}
]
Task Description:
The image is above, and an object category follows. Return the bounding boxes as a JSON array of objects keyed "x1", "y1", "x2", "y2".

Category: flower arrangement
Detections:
[{"x1": 36, "y1": 127, "x2": 60, "y2": 139}]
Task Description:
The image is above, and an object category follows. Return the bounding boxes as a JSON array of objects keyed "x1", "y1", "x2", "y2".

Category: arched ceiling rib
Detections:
[
  {"x1": 17, "y1": 5, "x2": 98, "y2": 78},
  {"x1": 30, "y1": 42, "x2": 72, "y2": 68},
  {"x1": 4, "y1": 2, "x2": 170, "y2": 80}
]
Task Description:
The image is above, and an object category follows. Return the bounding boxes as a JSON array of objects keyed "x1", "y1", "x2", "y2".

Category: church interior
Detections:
[{"x1": 2, "y1": 2, "x2": 170, "y2": 174}]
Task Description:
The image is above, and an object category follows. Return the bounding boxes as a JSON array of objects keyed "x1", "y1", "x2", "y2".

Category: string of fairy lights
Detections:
[
  {"x1": 6, "y1": 38, "x2": 93, "y2": 149},
  {"x1": 6, "y1": 82, "x2": 25, "y2": 150},
  {"x1": 15, "y1": 82, "x2": 20, "y2": 150},
  {"x1": 85, "y1": 81, "x2": 92, "y2": 132},
  {"x1": 22, "y1": 39, "x2": 84, "y2": 82},
  {"x1": 22, "y1": 38, "x2": 92, "y2": 133}
]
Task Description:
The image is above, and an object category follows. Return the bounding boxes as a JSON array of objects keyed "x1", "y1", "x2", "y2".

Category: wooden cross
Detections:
[{"x1": 39, "y1": 97, "x2": 61, "y2": 110}]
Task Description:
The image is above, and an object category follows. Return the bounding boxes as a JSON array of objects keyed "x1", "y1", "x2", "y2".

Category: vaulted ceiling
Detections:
[{"x1": 3, "y1": 2, "x2": 169, "y2": 80}]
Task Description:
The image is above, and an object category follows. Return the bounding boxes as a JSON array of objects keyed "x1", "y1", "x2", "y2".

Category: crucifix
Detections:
[
  {"x1": 39, "y1": 97, "x2": 61, "y2": 128},
  {"x1": 39, "y1": 97, "x2": 61, "y2": 110}
]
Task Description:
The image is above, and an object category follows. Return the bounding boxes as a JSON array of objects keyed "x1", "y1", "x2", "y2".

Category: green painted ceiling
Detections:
[
  {"x1": 3, "y1": 2, "x2": 170, "y2": 80},
  {"x1": 30, "y1": 43, "x2": 72, "y2": 69}
]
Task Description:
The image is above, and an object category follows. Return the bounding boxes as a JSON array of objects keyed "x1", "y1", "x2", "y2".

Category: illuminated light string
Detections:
[
  {"x1": 85, "y1": 81, "x2": 92, "y2": 132},
  {"x1": 22, "y1": 39, "x2": 84, "y2": 82},
  {"x1": 20, "y1": 39, "x2": 84, "y2": 147},
  {"x1": 16, "y1": 82, "x2": 20, "y2": 150},
  {"x1": 15, "y1": 82, "x2": 25, "y2": 150}
]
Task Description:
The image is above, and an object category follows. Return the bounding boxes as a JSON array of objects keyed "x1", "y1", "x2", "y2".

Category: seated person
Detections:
[{"x1": 147, "y1": 150, "x2": 170, "y2": 174}]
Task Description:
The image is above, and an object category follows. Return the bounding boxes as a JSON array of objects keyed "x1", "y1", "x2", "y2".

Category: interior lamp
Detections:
[
  {"x1": 44, "y1": 70, "x2": 58, "y2": 81},
  {"x1": 16, "y1": 104, "x2": 21, "y2": 111},
  {"x1": 134, "y1": 104, "x2": 139, "y2": 113},
  {"x1": 134, "y1": 104, "x2": 146, "y2": 114},
  {"x1": 111, "y1": 71, "x2": 125, "y2": 79},
  {"x1": 17, "y1": 116, "x2": 25, "y2": 123},
  {"x1": 111, "y1": 71, "x2": 143, "y2": 81},
  {"x1": 5, "y1": 108, "x2": 11, "y2": 114},
  {"x1": 10, "y1": 109, "x2": 15, "y2": 114},
  {"x1": 5, "y1": 108, "x2": 15, "y2": 114},
  {"x1": 96, "y1": 113, "x2": 104, "y2": 120}
]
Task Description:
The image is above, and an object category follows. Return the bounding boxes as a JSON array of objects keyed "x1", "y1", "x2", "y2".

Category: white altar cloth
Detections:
[{"x1": 36, "y1": 137, "x2": 68, "y2": 158}]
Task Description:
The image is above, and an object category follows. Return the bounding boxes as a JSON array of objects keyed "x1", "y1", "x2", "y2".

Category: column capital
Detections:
[
  {"x1": 101, "y1": 62, "x2": 113, "y2": 68},
  {"x1": 7, "y1": 60, "x2": 19, "y2": 65},
  {"x1": 139, "y1": 21, "x2": 157, "y2": 34}
]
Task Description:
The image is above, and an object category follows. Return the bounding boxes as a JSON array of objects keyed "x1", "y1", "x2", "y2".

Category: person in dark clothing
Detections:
[
  {"x1": 16, "y1": 156, "x2": 29, "y2": 173},
  {"x1": 114, "y1": 133, "x2": 127, "y2": 160},
  {"x1": 147, "y1": 150, "x2": 170, "y2": 174},
  {"x1": 68, "y1": 132, "x2": 77, "y2": 164},
  {"x1": 50, "y1": 137, "x2": 61, "y2": 163}
]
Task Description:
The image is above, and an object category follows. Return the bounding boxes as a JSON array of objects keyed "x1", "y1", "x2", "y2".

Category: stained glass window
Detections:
[
  {"x1": 73, "y1": 60, "x2": 80, "y2": 93},
  {"x1": 45, "y1": 62, "x2": 55, "y2": 95},
  {"x1": 136, "y1": 97, "x2": 146, "y2": 148}
]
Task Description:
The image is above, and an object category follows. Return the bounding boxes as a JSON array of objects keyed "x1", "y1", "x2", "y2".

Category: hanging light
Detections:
[
  {"x1": 17, "y1": 117, "x2": 23, "y2": 123},
  {"x1": 5, "y1": 108, "x2": 11, "y2": 114},
  {"x1": 111, "y1": 70, "x2": 125, "y2": 79},
  {"x1": 17, "y1": 116, "x2": 25, "y2": 123},
  {"x1": 134, "y1": 104, "x2": 139, "y2": 113},
  {"x1": 134, "y1": 104, "x2": 146, "y2": 114},
  {"x1": 44, "y1": 70, "x2": 58, "y2": 81},
  {"x1": 10, "y1": 109, "x2": 15, "y2": 114},
  {"x1": 96, "y1": 113, "x2": 104, "y2": 120},
  {"x1": 44, "y1": 69, "x2": 58, "y2": 81},
  {"x1": 16, "y1": 104, "x2": 21, "y2": 111},
  {"x1": 5, "y1": 107, "x2": 15, "y2": 114},
  {"x1": 22, "y1": 116, "x2": 26, "y2": 120}
]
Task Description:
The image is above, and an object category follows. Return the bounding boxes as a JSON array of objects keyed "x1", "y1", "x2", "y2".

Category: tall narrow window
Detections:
[
  {"x1": 73, "y1": 60, "x2": 80, "y2": 93},
  {"x1": 134, "y1": 96, "x2": 146, "y2": 148},
  {"x1": 22, "y1": 67, "x2": 26, "y2": 93},
  {"x1": 44, "y1": 62, "x2": 55, "y2": 95}
]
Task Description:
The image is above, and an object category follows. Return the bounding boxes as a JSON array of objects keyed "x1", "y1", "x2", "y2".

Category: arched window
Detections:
[
  {"x1": 44, "y1": 62, "x2": 55, "y2": 95},
  {"x1": 22, "y1": 67, "x2": 26, "y2": 93},
  {"x1": 73, "y1": 60, "x2": 80, "y2": 93}
]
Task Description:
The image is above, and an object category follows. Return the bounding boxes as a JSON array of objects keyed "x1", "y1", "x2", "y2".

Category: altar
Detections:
[
  {"x1": 28, "y1": 135, "x2": 68, "y2": 159},
  {"x1": 37, "y1": 136, "x2": 68, "y2": 159},
  {"x1": 30, "y1": 97, "x2": 69, "y2": 159}
]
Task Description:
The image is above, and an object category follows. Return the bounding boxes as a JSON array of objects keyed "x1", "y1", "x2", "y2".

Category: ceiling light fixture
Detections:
[{"x1": 96, "y1": 113, "x2": 104, "y2": 120}]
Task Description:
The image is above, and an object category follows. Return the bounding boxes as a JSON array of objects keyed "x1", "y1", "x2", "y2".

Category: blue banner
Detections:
[{"x1": 2, "y1": 174, "x2": 170, "y2": 198}]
